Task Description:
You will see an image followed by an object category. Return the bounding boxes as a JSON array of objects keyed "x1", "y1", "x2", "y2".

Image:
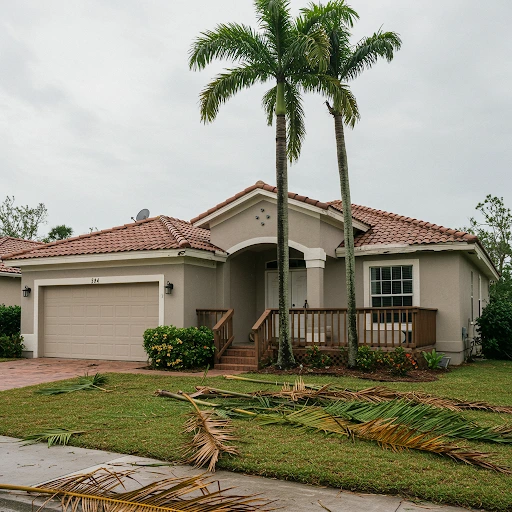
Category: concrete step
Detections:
[{"x1": 214, "y1": 363, "x2": 258, "y2": 371}]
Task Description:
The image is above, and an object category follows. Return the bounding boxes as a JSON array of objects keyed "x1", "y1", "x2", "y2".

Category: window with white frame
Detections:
[{"x1": 370, "y1": 265, "x2": 413, "y2": 307}]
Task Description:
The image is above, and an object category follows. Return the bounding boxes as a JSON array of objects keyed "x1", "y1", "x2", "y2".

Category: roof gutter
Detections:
[{"x1": 335, "y1": 242, "x2": 499, "y2": 280}]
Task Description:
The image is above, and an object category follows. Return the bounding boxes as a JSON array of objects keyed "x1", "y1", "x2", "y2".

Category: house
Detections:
[
  {"x1": 2, "y1": 181, "x2": 497, "y2": 367},
  {"x1": 0, "y1": 237, "x2": 43, "y2": 306}
]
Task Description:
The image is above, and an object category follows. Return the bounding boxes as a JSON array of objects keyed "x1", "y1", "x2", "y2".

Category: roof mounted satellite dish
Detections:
[{"x1": 135, "y1": 209, "x2": 150, "y2": 221}]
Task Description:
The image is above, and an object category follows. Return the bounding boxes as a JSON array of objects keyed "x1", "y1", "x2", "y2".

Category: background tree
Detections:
[
  {"x1": 43, "y1": 225, "x2": 74, "y2": 243},
  {"x1": 189, "y1": 0, "x2": 346, "y2": 367},
  {"x1": 0, "y1": 196, "x2": 48, "y2": 240},
  {"x1": 301, "y1": 1, "x2": 401, "y2": 367},
  {"x1": 465, "y1": 195, "x2": 512, "y2": 299}
]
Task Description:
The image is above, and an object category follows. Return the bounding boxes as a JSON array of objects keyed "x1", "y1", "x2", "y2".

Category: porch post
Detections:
[{"x1": 304, "y1": 248, "x2": 326, "y2": 308}]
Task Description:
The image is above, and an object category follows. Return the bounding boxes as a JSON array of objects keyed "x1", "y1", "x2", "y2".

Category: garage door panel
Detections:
[{"x1": 43, "y1": 283, "x2": 159, "y2": 361}]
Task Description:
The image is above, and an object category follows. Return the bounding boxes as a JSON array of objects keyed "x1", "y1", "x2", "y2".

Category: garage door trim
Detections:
[{"x1": 30, "y1": 274, "x2": 164, "y2": 358}]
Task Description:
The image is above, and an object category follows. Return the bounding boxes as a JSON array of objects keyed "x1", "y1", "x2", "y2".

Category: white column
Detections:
[{"x1": 304, "y1": 248, "x2": 326, "y2": 308}]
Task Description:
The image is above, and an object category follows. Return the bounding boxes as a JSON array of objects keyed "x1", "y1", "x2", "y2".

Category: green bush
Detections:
[
  {"x1": 303, "y1": 345, "x2": 331, "y2": 367},
  {"x1": 0, "y1": 334, "x2": 24, "y2": 358},
  {"x1": 143, "y1": 325, "x2": 215, "y2": 370},
  {"x1": 476, "y1": 296, "x2": 512, "y2": 360},
  {"x1": 355, "y1": 345, "x2": 377, "y2": 372},
  {"x1": 0, "y1": 304, "x2": 21, "y2": 336},
  {"x1": 386, "y1": 346, "x2": 417, "y2": 376},
  {"x1": 422, "y1": 348, "x2": 445, "y2": 369}
]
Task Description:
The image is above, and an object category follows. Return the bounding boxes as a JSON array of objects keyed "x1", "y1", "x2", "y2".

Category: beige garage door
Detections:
[{"x1": 43, "y1": 283, "x2": 159, "y2": 361}]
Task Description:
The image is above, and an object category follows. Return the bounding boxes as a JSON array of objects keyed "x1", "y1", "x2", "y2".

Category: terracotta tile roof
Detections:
[
  {"x1": 328, "y1": 201, "x2": 478, "y2": 247},
  {"x1": 0, "y1": 237, "x2": 43, "y2": 274},
  {"x1": 3, "y1": 217, "x2": 223, "y2": 261},
  {"x1": 191, "y1": 180, "x2": 331, "y2": 224}
]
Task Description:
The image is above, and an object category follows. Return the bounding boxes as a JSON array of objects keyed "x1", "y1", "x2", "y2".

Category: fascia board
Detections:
[{"x1": 3, "y1": 248, "x2": 227, "y2": 268}]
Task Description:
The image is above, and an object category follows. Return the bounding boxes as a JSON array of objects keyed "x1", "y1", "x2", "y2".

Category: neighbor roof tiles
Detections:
[{"x1": 0, "y1": 237, "x2": 43, "y2": 274}]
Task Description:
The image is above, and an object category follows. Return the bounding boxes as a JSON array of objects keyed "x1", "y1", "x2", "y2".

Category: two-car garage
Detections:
[{"x1": 41, "y1": 282, "x2": 159, "y2": 361}]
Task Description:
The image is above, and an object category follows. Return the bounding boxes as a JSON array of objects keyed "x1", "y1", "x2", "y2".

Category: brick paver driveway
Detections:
[{"x1": 0, "y1": 358, "x2": 242, "y2": 391}]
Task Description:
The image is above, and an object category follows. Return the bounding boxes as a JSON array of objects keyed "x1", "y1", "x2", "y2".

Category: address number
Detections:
[{"x1": 91, "y1": 278, "x2": 100, "y2": 284}]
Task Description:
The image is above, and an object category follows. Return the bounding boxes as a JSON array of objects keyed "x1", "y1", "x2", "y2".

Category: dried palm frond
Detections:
[
  {"x1": 35, "y1": 374, "x2": 109, "y2": 395},
  {"x1": 350, "y1": 418, "x2": 510, "y2": 473},
  {"x1": 224, "y1": 376, "x2": 512, "y2": 414},
  {"x1": 325, "y1": 399, "x2": 512, "y2": 444},
  {"x1": 20, "y1": 428, "x2": 85, "y2": 447},
  {"x1": 0, "y1": 467, "x2": 272, "y2": 511},
  {"x1": 181, "y1": 393, "x2": 239, "y2": 472},
  {"x1": 251, "y1": 408, "x2": 510, "y2": 473}
]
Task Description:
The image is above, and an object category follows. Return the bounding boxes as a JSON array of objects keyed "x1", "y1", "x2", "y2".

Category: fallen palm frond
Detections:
[
  {"x1": 325, "y1": 399, "x2": 512, "y2": 444},
  {"x1": 20, "y1": 428, "x2": 85, "y2": 447},
  {"x1": 0, "y1": 467, "x2": 273, "y2": 511},
  {"x1": 35, "y1": 373, "x2": 109, "y2": 395},
  {"x1": 181, "y1": 393, "x2": 239, "y2": 472},
  {"x1": 252, "y1": 408, "x2": 510, "y2": 473},
  {"x1": 225, "y1": 376, "x2": 512, "y2": 413}
]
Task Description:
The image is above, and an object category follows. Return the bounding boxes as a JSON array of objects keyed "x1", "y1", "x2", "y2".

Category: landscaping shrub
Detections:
[
  {"x1": 0, "y1": 333, "x2": 24, "y2": 358},
  {"x1": 143, "y1": 325, "x2": 215, "y2": 370},
  {"x1": 422, "y1": 348, "x2": 445, "y2": 369},
  {"x1": 355, "y1": 345, "x2": 377, "y2": 372},
  {"x1": 303, "y1": 344, "x2": 331, "y2": 367},
  {"x1": 476, "y1": 296, "x2": 512, "y2": 360},
  {"x1": 0, "y1": 304, "x2": 21, "y2": 336},
  {"x1": 387, "y1": 346, "x2": 417, "y2": 376}
]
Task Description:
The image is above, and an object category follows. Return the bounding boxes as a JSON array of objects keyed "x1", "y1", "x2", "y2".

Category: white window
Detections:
[
  {"x1": 370, "y1": 265, "x2": 413, "y2": 308},
  {"x1": 363, "y1": 258, "x2": 420, "y2": 309}
]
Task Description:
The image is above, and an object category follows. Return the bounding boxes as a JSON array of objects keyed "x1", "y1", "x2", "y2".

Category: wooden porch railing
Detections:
[
  {"x1": 252, "y1": 307, "x2": 437, "y2": 365},
  {"x1": 197, "y1": 308, "x2": 235, "y2": 364}
]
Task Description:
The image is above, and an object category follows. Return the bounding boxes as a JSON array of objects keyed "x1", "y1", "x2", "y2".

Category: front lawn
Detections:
[{"x1": 1, "y1": 360, "x2": 511, "y2": 511}]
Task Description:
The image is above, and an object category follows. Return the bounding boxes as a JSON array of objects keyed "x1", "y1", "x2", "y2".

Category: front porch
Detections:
[{"x1": 197, "y1": 307, "x2": 437, "y2": 370}]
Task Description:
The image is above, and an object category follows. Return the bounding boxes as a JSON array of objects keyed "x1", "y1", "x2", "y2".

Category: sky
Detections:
[{"x1": 1, "y1": 0, "x2": 511, "y2": 239}]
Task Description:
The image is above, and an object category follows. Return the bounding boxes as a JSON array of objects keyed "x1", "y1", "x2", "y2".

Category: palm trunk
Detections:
[
  {"x1": 275, "y1": 83, "x2": 294, "y2": 368},
  {"x1": 333, "y1": 112, "x2": 358, "y2": 368}
]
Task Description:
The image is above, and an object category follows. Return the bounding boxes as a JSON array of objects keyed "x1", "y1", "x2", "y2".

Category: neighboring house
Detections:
[
  {"x1": 2, "y1": 181, "x2": 497, "y2": 367},
  {"x1": 0, "y1": 237, "x2": 43, "y2": 306}
]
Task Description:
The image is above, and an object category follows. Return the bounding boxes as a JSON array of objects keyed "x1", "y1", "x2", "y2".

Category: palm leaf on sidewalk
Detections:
[
  {"x1": 0, "y1": 467, "x2": 272, "y2": 511},
  {"x1": 181, "y1": 393, "x2": 239, "y2": 472}
]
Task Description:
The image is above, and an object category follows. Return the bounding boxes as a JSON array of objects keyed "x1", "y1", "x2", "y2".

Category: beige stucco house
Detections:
[
  {"x1": 0, "y1": 237, "x2": 43, "y2": 307},
  {"x1": 2, "y1": 181, "x2": 498, "y2": 368}
]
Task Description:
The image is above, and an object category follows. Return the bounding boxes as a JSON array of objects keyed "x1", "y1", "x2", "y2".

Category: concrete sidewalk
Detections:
[{"x1": 0, "y1": 436, "x2": 473, "y2": 512}]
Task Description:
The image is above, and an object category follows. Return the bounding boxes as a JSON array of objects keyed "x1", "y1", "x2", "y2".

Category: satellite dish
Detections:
[{"x1": 135, "y1": 209, "x2": 150, "y2": 221}]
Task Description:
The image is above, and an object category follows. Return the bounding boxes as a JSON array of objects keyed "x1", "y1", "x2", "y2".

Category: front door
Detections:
[{"x1": 266, "y1": 270, "x2": 307, "y2": 309}]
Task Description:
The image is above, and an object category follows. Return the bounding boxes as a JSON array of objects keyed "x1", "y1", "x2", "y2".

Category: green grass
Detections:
[
  {"x1": 1, "y1": 360, "x2": 511, "y2": 510},
  {"x1": 0, "y1": 358, "x2": 18, "y2": 362}
]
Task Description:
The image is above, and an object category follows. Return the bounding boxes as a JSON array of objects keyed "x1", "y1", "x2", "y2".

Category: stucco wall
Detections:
[
  {"x1": 209, "y1": 199, "x2": 344, "y2": 255},
  {"x1": 0, "y1": 275, "x2": 21, "y2": 306},
  {"x1": 18, "y1": 258, "x2": 219, "y2": 357}
]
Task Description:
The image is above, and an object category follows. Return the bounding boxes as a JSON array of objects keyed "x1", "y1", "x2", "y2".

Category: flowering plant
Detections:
[
  {"x1": 303, "y1": 344, "x2": 331, "y2": 367},
  {"x1": 143, "y1": 325, "x2": 214, "y2": 370},
  {"x1": 386, "y1": 347, "x2": 418, "y2": 376}
]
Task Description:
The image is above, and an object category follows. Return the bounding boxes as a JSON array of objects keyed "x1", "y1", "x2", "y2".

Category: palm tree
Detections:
[
  {"x1": 300, "y1": 1, "x2": 402, "y2": 367},
  {"x1": 189, "y1": 0, "x2": 355, "y2": 368}
]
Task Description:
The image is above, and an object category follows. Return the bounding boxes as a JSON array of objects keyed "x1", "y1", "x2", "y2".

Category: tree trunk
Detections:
[
  {"x1": 275, "y1": 90, "x2": 294, "y2": 368},
  {"x1": 333, "y1": 112, "x2": 358, "y2": 367}
]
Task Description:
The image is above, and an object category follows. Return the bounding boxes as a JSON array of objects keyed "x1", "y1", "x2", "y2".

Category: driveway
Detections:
[{"x1": 0, "y1": 358, "x2": 242, "y2": 391}]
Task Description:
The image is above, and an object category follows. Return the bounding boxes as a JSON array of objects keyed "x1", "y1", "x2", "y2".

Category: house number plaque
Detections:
[{"x1": 91, "y1": 278, "x2": 100, "y2": 284}]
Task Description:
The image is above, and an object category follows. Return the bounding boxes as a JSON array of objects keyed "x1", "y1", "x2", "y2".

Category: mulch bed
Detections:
[{"x1": 256, "y1": 365, "x2": 444, "y2": 382}]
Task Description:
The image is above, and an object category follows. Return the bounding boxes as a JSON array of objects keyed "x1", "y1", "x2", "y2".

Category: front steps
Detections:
[{"x1": 214, "y1": 343, "x2": 258, "y2": 371}]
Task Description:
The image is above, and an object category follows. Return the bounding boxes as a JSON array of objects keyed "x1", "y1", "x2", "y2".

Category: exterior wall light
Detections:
[
  {"x1": 22, "y1": 286, "x2": 32, "y2": 298},
  {"x1": 165, "y1": 282, "x2": 174, "y2": 294}
]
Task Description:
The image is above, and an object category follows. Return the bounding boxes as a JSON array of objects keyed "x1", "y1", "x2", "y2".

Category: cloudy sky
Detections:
[{"x1": 1, "y1": 0, "x2": 511, "y2": 238}]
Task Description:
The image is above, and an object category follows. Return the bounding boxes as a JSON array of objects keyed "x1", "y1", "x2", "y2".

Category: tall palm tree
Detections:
[
  {"x1": 300, "y1": 1, "x2": 402, "y2": 367},
  {"x1": 189, "y1": 0, "x2": 355, "y2": 368}
]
